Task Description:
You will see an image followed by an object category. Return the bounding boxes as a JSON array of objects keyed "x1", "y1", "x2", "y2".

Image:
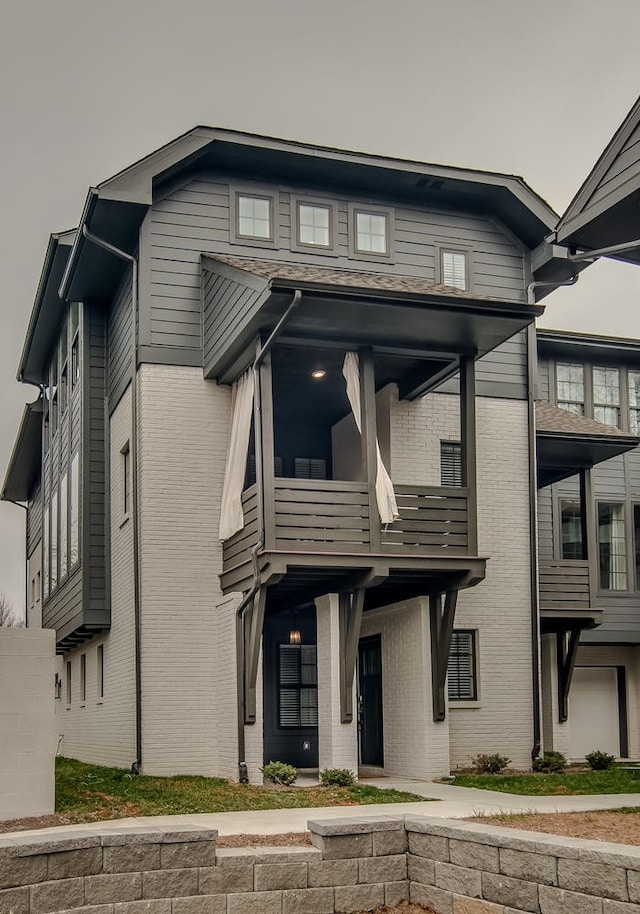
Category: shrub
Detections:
[
  {"x1": 532, "y1": 751, "x2": 567, "y2": 773},
  {"x1": 585, "y1": 749, "x2": 616, "y2": 771},
  {"x1": 319, "y1": 768, "x2": 355, "y2": 787},
  {"x1": 261, "y1": 761, "x2": 298, "y2": 786},
  {"x1": 471, "y1": 753, "x2": 510, "y2": 774}
]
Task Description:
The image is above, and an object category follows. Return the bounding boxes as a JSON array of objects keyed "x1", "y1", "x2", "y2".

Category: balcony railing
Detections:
[
  {"x1": 539, "y1": 559, "x2": 591, "y2": 611},
  {"x1": 222, "y1": 480, "x2": 470, "y2": 574}
]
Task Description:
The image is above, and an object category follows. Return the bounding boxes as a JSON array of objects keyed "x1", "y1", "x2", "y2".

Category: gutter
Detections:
[
  {"x1": 79, "y1": 225, "x2": 143, "y2": 774},
  {"x1": 235, "y1": 289, "x2": 301, "y2": 783}
]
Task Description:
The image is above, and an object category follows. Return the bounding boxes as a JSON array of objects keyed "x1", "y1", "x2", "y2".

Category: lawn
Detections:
[
  {"x1": 55, "y1": 757, "x2": 428, "y2": 823},
  {"x1": 451, "y1": 767, "x2": 640, "y2": 795}
]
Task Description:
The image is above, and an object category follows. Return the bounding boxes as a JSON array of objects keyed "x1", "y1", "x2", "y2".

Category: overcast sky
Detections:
[{"x1": 1, "y1": 0, "x2": 640, "y2": 617}]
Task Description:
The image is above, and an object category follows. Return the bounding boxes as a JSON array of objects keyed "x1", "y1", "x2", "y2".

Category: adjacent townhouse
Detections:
[{"x1": 3, "y1": 117, "x2": 640, "y2": 781}]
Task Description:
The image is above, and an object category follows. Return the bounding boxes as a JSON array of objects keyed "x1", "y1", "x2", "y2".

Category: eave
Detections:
[
  {"x1": 1, "y1": 398, "x2": 43, "y2": 502},
  {"x1": 537, "y1": 327, "x2": 640, "y2": 366}
]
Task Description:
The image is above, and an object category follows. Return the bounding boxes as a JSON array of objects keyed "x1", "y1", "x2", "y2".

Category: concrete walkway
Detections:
[{"x1": 5, "y1": 776, "x2": 640, "y2": 840}]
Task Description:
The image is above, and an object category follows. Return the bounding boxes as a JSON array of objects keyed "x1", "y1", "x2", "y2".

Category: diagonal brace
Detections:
[
  {"x1": 339, "y1": 588, "x2": 365, "y2": 723},
  {"x1": 244, "y1": 585, "x2": 267, "y2": 724},
  {"x1": 429, "y1": 589, "x2": 458, "y2": 722},
  {"x1": 557, "y1": 628, "x2": 581, "y2": 724}
]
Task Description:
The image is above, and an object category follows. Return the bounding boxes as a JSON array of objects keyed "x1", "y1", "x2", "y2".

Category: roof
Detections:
[
  {"x1": 535, "y1": 399, "x2": 635, "y2": 440},
  {"x1": 210, "y1": 255, "x2": 508, "y2": 302},
  {"x1": 1, "y1": 398, "x2": 43, "y2": 502},
  {"x1": 537, "y1": 327, "x2": 640, "y2": 366}
]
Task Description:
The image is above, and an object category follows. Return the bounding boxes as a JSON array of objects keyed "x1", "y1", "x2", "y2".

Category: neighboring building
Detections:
[{"x1": 2, "y1": 126, "x2": 636, "y2": 781}]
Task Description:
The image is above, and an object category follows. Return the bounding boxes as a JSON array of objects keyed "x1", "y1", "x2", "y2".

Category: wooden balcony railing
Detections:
[
  {"x1": 222, "y1": 480, "x2": 471, "y2": 575},
  {"x1": 539, "y1": 559, "x2": 591, "y2": 610}
]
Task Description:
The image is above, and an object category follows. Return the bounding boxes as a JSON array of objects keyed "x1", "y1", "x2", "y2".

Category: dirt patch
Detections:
[
  {"x1": 0, "y1": 814, "x2": 73, "y2": 834},
  {"x1": 351, "y1": 905, "x2": 431, "y2": 914},
  {"x1": 472, "y1": 809, "x2": 640, "y2": 845},
  {"x1": 217, "y1": 832, "x2": 312, "y2": 847}
]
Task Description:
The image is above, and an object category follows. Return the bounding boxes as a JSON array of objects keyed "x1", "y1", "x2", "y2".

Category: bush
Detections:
[
  {"x1": 319, "y1": 768, "x2": 355, "y2": 787},
  {"x1": 532, "y1": 751, "x2": 567, "y2": 773},
  {"x1": 471, "y1": 753, "x2": 510, "y2": 774},
  {"x1": 585, "y1": 749, "x2": 616, "y2": 771},
  {"x1": 261, "y1": 761, "x2": 298, "y2": 786}
]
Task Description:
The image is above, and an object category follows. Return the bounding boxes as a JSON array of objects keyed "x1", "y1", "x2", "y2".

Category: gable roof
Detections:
[
  {"x1": 1, "y1": 398, "x2": 43, "y2": 502},
  {"x1": 555, "y1": 95, "x2": 640, "y2": 261}
]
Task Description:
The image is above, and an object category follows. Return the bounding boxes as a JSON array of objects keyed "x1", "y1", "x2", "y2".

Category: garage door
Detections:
[{"x1": 569, "y1": 666, "x2": 620, "y2": 760}]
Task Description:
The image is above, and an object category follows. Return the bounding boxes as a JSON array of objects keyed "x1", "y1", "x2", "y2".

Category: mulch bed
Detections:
[{"x1": 471, "y1": 809, "x2": 640, "y2": 845}]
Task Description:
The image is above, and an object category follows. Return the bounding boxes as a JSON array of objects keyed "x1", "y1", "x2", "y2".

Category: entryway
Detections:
[{"x1": 358, "y1": 635, "x2": 384, "y2": 767}]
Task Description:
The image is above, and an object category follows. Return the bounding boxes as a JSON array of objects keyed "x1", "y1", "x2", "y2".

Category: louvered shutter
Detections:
[
  {"x1": 441, "y1": 442, "x2": 462, "y2": 487},
  {"x1": 447, "y1": 630, "x2": 477, "y2": 701},
  {"x1": 294, "y1": 458, "x2": 327, "y2": 480},
  {"x1": 278, "y1": 644, "x2": 318, "y2": 727},
  {"x1": 442, "y1": 251, "x2": 467, "y2": 290}
]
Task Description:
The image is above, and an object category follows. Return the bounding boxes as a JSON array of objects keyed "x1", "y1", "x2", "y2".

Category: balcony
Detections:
[
  {"x1": 221, "y1": 479, "x2": 481, "y2": 608},
  {"x1": 539, "y1": 559, "x2": 591, "y2": 612}
]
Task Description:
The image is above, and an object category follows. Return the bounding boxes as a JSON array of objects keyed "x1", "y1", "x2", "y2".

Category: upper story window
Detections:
[
  {"x1": 556, "y1": 363, "x2": 584, "y2": 416},
  {"x1": 560, "y1": 499, "x2": 584, "y2": 560},
  {"x1": 355, "y1": 210, "x2": 388, "y2": 254},
  {"x1": 593, "y1": 366, "x2": 620, "y2": 427},
  {"x1": 236, "y1": 193, "x2": 273, "y2": 240},
  {"x1": 49, "y1": 352, "x2": 59, "y2": 436},
  {"x1": 297, "y1": 202, "x2": 332, "y2": 248},
  {"x1": 598, "y1": 502, "x2": 627, "y2": 591},
  {"x1": 441, "y1": 251, "x2": 468, "y2": 291},
  {"x1": 70, "y1": 302, "x2": 80, "y2": 389},
  {"x1": 629, "y1": 371, "x2": 640, "y2": 433}
]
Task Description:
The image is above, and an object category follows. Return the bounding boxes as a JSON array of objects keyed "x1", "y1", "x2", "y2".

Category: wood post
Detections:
[
  {"x1": 429, "y1": 589, "x2": 458, "y2": 722},
  {"x1": 557, "y1": 627, "x2": 581, "y2": 724},
  {"x1": 339, "y1": 588, "x2": 365, "y2": 723},
  {"x1": 244, "y1": 585, "x2": 267, "y2": 724}
]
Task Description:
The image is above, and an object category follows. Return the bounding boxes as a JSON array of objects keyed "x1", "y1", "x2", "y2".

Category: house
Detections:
[{"x1": 4, "y1": 127, "x2": 630, "y2": 781}]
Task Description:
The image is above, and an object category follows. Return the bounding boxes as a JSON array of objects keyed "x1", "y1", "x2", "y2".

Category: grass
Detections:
[
  {"x1": 55, "y1": 757, "x2": 428, "y2": 823},
  {"x1": 450, "y1": 766, "x2": 640, "y2": 796}
]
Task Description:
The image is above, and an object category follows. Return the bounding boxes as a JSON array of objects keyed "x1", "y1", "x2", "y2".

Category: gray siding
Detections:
[
  {"x1": 537, "y1": 355, "x2": 550, "y2": 401},
  {"x1": 108, "y1": 267, "x2": 133, "y2": 410},
  {"x1": 437, "y1": 330, "x2": 528, "y2": 400},
  {"x1": 27, "y1": 480, "x2": 42, "y2": 558},
  {"x1": 202, "y1": 264, "x2": 265, "y2": 379},
  {"x1": 141, "y1": 174, "x2": 527, "y2": 358},
  {"x1": 537, "y1": 486, "x2": 554, "y2": 560},
  {"x1": 589, "y1": 120, "x2": 640, "y2": 210}
]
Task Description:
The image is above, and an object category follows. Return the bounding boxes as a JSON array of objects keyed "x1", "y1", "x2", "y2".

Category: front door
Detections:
[{"x1": 358, "y1": 635, "x2": 384, "y2": 766}]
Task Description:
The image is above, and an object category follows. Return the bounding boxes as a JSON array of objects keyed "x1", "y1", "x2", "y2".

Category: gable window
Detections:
[
  {"x1": 440, "y1": 442, "x2": 462, "y2": 487},
  {"x1": 236, "y1": 193, "x2": 272, "y2": 241},
  {"x1": 297, "y1": 202, "x2": 331, "y2": 248},
  {"x1": 441, "y1": 251, "x2": 468, "y2": 291},
  {"x1": 278, "y1": 643, "x2": 318, "y2": 728},
  {"x1": 598, "y1": 502, "x2": 627, "y2": 591},
  {"x1": 593, "y1": 366, "x2": 620, "y2": 427},
  {"x1": 630, "y1": 371, "x2": 640, "y2": 433},
  {"x1": 447, "y1": 630, "x2": 478, "y2": 701},
  {"x1": 556, "y1": 363, "x2": 584, "y2": 416},
  {"x1": 354, "y1": 209, "x2": 389, "y2": 255},
  {"x1": 560, "y1": 499, "x2": 584, "y2": 560}
]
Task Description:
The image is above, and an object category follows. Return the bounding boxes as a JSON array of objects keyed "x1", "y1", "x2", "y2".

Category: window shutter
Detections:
[
  {"x1": 448, "y1": 630, "x2": 477, "y2": 701},
  {"x1": 442, "y1": 251, "x2": 467, "y2": 290},
  {"x1": 294, "y1": 458, "x2": 326, "y2": 480},
  {"x1": 441, "y1": 442, "x2": 462, "y2": 487}
]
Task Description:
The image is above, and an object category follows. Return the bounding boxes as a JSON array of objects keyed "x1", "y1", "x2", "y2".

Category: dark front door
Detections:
[{"x1": 358, "y1": 635, "x2": 384, "y2": 766}]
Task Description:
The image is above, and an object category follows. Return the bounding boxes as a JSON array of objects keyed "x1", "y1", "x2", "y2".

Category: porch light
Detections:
[
  {"x1": 311, "y1": 369, "x2": 326, "y2": 380},
  {"x1": 289, "y1": 628, "x2": 302, "y2": 645}
]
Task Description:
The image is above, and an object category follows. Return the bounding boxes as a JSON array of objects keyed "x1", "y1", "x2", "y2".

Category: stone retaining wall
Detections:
[{"x1": 1, "y1": 815, "x2": 639, "y2": 913}]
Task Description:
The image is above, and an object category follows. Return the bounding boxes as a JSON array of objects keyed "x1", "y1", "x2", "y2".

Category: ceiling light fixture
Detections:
[{"x1": 311, "y1": 369, "x2": 326, "y2": 380}]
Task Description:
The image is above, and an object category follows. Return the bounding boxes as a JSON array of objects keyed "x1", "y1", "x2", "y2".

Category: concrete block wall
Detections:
[
  {"x1": 390, "y1": 390, "x2": 534, "y2": 770},
  {"x1": 137, "y1": 364, "x2": 232, "y2": 775},
  {"x1": 360, "y1": 598, "x2": 450, "y2": 779},
  {"x1": 55, "y1": 387, "x2": 137, "y2": 769},
  {"x1": 0, "y1": 627, "x2": 56, "y2": 820}
]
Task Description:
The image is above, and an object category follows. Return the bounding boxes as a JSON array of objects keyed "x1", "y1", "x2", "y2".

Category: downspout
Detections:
[
  {"x1": 526, "y1": 322, "x2": 542, "y2": 762},
  {"x1": 80, "y1": 225, "x2": 143, "y2": 773},
  {"x1": 235, "y1": 289, "x2": 301, "y2": 782}
]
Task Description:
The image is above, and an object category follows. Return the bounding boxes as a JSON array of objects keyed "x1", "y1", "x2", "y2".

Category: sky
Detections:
[{"x1": 1, "y1": 0, "x2": 640, "y2": 617}]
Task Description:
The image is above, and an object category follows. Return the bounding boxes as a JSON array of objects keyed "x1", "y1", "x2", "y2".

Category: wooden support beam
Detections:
[
  {"x1": 557, "y1": 628, "x2": 581, "y2": 723},
  {"x1": 359, "y1": 347, "x2": 380, "y2": 551},
  {"x1": 429, "y1": 589, "x2": 459, "y2": 722},
  {"x1": 244, "y1": 585, "x2": 267, "y2": 724},
  {"x1": 460, "y1": 356, "x2": 478, "y2": 556},
  {"x1": 339, "y1": 588, "x2": 365, "y2": 723}
]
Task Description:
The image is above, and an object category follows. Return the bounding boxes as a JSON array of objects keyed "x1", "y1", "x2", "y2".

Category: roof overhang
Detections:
[
  {"x1": 18, "y1": 231, "x2": 76, "y2": 386},
  {"x1": 1, "y1": 398, "x2": 43, "y2": 502},
  {"x1": 540, "y1": 608, "x2": 603, "y2": 634},
  {"x1": 537, "y1": 327, "x2": 640, "y2": 365}
]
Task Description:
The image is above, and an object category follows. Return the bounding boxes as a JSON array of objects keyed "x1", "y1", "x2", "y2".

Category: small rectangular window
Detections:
[
  {"x1": 278, "y1": 643, "x2": 318, "y2": 728},
  {"x1": 440, "y1": 442, "x2": 462, "y2": 487},
  {"x1": 556, "y1": 363, "x2": 585, "y2": 416},
  {"x1": 441, "y1": 251, "x2": 468, "y2": 291},
  {"x1": 560, "y1": 499, "x2": 584, "y2": 560},
  {"x1": 630, "y1": 371, "x2": 640, "y2": 433},
  {"x1": 354, "y1": 210, "x2": 388, "y2": 255},
  {"x1": 121, "y1": 442, "x2": 130, "y2": 517},
  {"x1": 97, "y1": 645, "x2": 104, "y2": 699},
  {"x1": 237, "y1": 194, "x2": 272, "y2": 240},
  {"x1": 598, "y1": 502, "x2": 627, "y2": 591},
  {"x1": 448, "y1": 630, "x2": 478, "y2": 701},
  {"x1": 80, "y1": 653, "x2": 86, "y2": 703},
  {"x1": 593, "y1": 366, "x2": 620, "y2": 427},
  {"x1": 66, "y1": 660, "x2": 71, "y2": 704},
  {"x1": 297, "y1": 202, "x2": 331, "y2": 248}
]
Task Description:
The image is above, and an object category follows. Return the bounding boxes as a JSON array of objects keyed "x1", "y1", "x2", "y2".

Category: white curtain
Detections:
[
  {"x1": 219, "y1": 369, "x2": 255, "y2": 541},
  {"x1": 343, "y1": 352, "x2": 399, "y2": 525}
]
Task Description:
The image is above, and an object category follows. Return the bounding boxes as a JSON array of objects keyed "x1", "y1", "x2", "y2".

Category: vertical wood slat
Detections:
[{"x1": 539, "y1": 558, "x2": 591, "y2": 610}]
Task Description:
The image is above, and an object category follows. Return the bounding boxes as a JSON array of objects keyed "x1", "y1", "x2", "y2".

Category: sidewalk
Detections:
[{"x1": 5, "y1": 777, "x2": 640, "y2": 840}]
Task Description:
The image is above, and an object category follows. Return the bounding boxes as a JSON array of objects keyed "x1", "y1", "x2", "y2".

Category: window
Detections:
[
  {"x1": 278, "y1": 643, "x2": 318, "y2": 728},
  {"x1": 598, "y1": 502, "x2": 627, "y2": 590},
  {"x1": 30, "y1": 577, "x2": 35, "y2": 608},
  {"x1": 70, "y1": 454, "x2": 80, "y2": 568},
  {"x1": 354, "y1": 209, "x2": 389, "y2": 255},
  {"x1": 36, "y1": 570, "x2": 41, "y2": 602},
  {"x1": 556, "y1": 363, "x2": 584, "y2": 415},
  {"x1": 630, "y1": 371, "x2": 640, "y2": 433},
  {"x1": 50, "y1": 493, "x2": 58, "y2": 591},
  {"x1": 296, "y1": 202, "x2": 331, "y2": 248},
  {"x1": 121, "y1": 442, "x2": 130, "y2": 517},
  {"x1": 80, "y1": 653, "x2": 86, "y2": 703},
  {"x1": 70, "y1": 302, "x2": 80, "y2": 390},
  {"x1": 60, "y1": 363, "x2": 68, "y2": 415},
  {"x1": 66, "y1": 660, "x2": 71, "y2": 705},
  {"x1": 294, "y1": 458, "x2": 326, "y2": 480},
  {"x1": 49, "y1": 353, "x2": 58, "y2": 437},
  {"x1": 97, "y1": 645, "x2": 104, "y2": 699},
  {"x1": 236, "y1": 193, "x2": 272, "y2": 240},
  {"x1": 60, "y1": 473, "x2": 68, "y2": 581},
  {"x1": 593, "y1": 366, "x2": 620, "y2": 427},
  {"x1": 441, "y1": 251, "x2": 468, "y2": 291},
  {"x1": 440, "y1": 442, "x2": 462, "y2": 487},
  {"x1": 43, "y1": 504, "x2": 50, "y2": 599},
  {"x1": 447, "y1": 630, "x2": 478, "y2": 701},
  {"x1": 560, "y1": 499, "x2": 584, "y2": 560}
]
